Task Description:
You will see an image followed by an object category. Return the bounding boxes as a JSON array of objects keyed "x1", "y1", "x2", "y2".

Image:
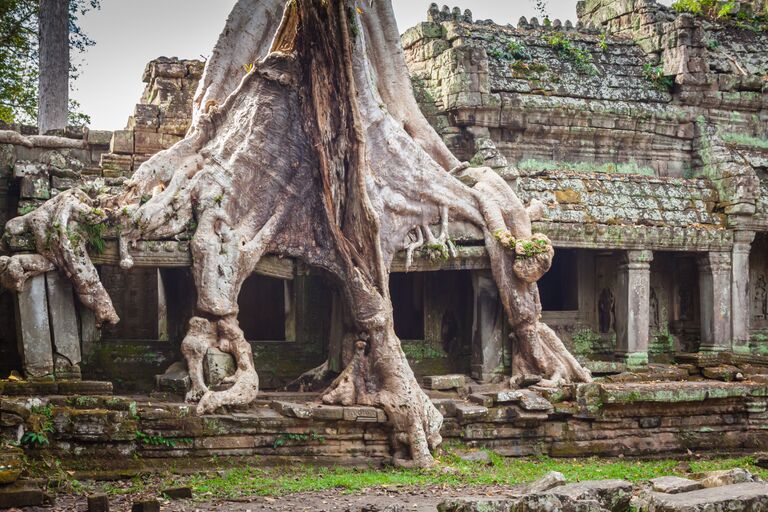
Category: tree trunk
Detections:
[
  {"x1": 2, "y1": 0, "x2": 591, "y2": 467},
  {"x1": 38, "y1": 0, "x2": 70, "y2": 134}
]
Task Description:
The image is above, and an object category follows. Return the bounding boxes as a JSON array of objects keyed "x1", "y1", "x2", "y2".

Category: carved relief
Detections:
[
  {"x1": 754, "y1": 274, "x2": 767, "y2": 321},
  {"x1": 598, "y1": 287, "x2": 615, "y2": 334}
]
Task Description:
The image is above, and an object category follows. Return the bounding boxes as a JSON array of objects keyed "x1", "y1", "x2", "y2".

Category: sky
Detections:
[{"x1": 70, "y1": 0, "x2": 666, "y2": 130}]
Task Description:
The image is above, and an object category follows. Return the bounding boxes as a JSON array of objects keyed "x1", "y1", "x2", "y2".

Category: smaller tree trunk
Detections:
[{"x1": 38, "y1": 0, "x2": 70, "y2": 134}]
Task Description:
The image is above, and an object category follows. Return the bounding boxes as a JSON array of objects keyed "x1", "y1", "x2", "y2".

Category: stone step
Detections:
[{"x1": 634, "y1": 482, "x2": 768, "y2": 511}]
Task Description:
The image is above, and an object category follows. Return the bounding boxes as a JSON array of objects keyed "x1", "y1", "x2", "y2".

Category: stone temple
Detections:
[{"x1": 2, "y1": 0, "x2": 768, "y2": 468}]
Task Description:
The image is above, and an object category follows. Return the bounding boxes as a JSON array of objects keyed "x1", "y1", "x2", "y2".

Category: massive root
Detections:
[{"x1": 0, "y1": 0, "x2": 590, "y2": 466}]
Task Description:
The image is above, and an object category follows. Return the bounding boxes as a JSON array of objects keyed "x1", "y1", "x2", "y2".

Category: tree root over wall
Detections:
[{"x1": 0, "y1": 0, "x2": 590, "y2": 467}]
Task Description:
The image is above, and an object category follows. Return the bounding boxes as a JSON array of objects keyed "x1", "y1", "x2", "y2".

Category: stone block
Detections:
[
  {"x1": 454, "y1": 403, "x2": 488, "y2": 422},
  {"x1": 155, "y1": 361, "x2": 190, "y2": 393},
  {"x1": 86, "y1": 130, "x2": 113, "y2": 147},
  {"x1": 203, "y1": 348, "x2": 236, "y2": 386},
  {"x1": 650, "y1": 476, "x2": 702, "y2": 494},
  {"x1": 696, "y1": 468, "x2": 754, "y2": 488},
  {"x1": 100, "y1": 153, "x2": 133, "y2": 174},
  {"x1": 342, "y1": 406, "x2": 386, "y2": 423},
  {"x1": 57, "y1": 380, "x2": 113, "y2": 395},
  {"x1": 15, "y1": 274, "x2": 54, "y2": 379},
  {"x1": 633, "y1": 482, "x2": 768, "y2": 511},
  {"x1": 271, "y1": 401, "x2": 312, "y2": 419},
  {"x1": 702, "y1": 365, "x2": 744, "y2": 382},
  {"x1": 493, "y1": 389, "x2": 553, "y2": 412},
  {"x1": 133, "y1": 104, "x2": 160, "y2": 130},
  {"x1": 16, "y1": 164, "x2": 50, "y2": 200},
  {"x1": 109, "y1": 130, "x2": 134, "y2": 154},
  {"x1": 431, "y1": 398, "x2": 457, "y2": 417},
  {"x1": 549, "y1": 479, "x2": 633, "y2": 511},
  {"x1": 131, "y1": 499, "x2": 160, "y2": 512},
  {"x1": 134, "y1": 130, "x2": 164, "y2": 154},
  {"x1": 423, "y1": 374, "x2": 466, "y2": 390},
  {"x1": 87, "y1": 493, "x2": 110, "y2": 512},
  {"x1": 310, "y1": 404, "x2": 344, "y2": 420},
  {"x1": 524, "y1": 471, "x2": 567, "y2": 494},
  {"x1": 0, "y1": 447, "x2": 23, "y2": 484},
  {"x1": 46, "y1": 271, "x2": 82, "y2": 370},
  {"x1": 161, "y1": 487, "x2": 192, "y2": 500},
  {"x1": 469, "y1": 393, "x2": 494, "y2": 407},
  {"x1": 0, "y1": 484, "x2": 44, "y2": 508}
]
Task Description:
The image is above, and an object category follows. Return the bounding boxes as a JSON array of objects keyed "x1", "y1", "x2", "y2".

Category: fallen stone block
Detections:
[
  {"x1": 343, "y1": 406, "x2": 387, "y2": 423},
  {"x1": 650, "y1": 476, "x2": 702, "y2": 494},
  {"x1": 633, "y1": 482, "x2": 768, "y2": 511},
  {"x1": 0, "y1": 446, "x2": 23, "y2": 484},
  {"x1": 161, "y1": 487, "x2": 192, "y2": 500},
  {"x1": 132, "y1": 499, "x2": 160, "y2": 512},
  {"x1": 437, "y1": 497, "x2": 511, "y2": 512},
  {"x1": 469, "y1": 393, "x2": 494, "y2": 407},
  {"x1": 271, "y1": 401, "x2": 313, "y2": 419},
  {"x1": 57, "y1": 380, "x2": 114, "y2": 395},
  {"x1": 431, "y1": 398, "x2": 457, "y2": 417},
  {"x1": 703, "y1": 365, "x2": 744, "y2": 382},
  {"x1": 524, "y1": 471, "x2": 567, "y2": 494},
  {"x1": 423, "y1": 374, "x2": 466, "y2": 390},
  {"x1": 455, "y1": 450, "x2": 491, "y2": 464},
  {"x1": 155, "y1": 361, "x2": 190, "y2": 394},
  {"x1": 203, "y1": 348, "x2": 236, "y2": 386},
  {"x1": 494, "y1": 389, "x2": 553, "y2": 412},
  {"x1": 0, "y1": 484, "x2": 45, "y2": 508},
  {"x1": 87, "y1": 493, "x2": 110, "y2": 512},
  {"x1": 696, "y1": 468, "x2": 754, "y2": 488},
  {"x1": 548, "y1": 479, "x2": 633, "y2": 511},
  {"x1": 454, "y1": 402, "x2": 488, "y2": 422},
  {"x1": 310, "y1": 404, "x2": 344, "y2": 420}
]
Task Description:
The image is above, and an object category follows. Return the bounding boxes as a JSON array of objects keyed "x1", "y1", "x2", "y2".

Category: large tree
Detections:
[
  {"x1": 0, "y1": 0, "x2": 97, "y2": 127},
  {"x1": 0, "y1": 0, "x2": 590, "y2": 467}
]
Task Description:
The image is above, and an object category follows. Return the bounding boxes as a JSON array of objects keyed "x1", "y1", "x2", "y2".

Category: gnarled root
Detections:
[
  {"x1": 181, "y1": 315, "x2": 260, "y2": 413},
  {"x1": 0, "y1": 254, "x2": 55, "y2": 292}
]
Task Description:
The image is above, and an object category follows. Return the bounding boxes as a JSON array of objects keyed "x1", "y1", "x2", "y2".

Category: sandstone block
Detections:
[
  {"x1": 131, "y1": 499, "x2": 160, "y2": 512},
  {"x1": 524, "y1": 471, "x2": 567, "y2": 494},
  {"x1": 633, "y1": 482, "x2": 768, "y2": 512},
  {"x1": 454, "y1": 403, "x2": 488, "y2": 422},
  {"x1": 271, "y1": 401, "x2": 312, "y2": 419},
  {"x1": 310, "y1": 404, "x2": 344, "y2": 420},
  {"x1": 469, "y1": 393, "x2": 494, "y2": 407},
  {"x1": 548, "y1": 479, "x2": 633, "y2": 511},
  {"x1": 342, "y1": 406, "x2": 386, "y2": 423},
  {"x1": 155, "y1": 361, "x2": 190, "y2": 393},
  {"x1": 696, "y1": 468, "x2": 754, "y2": 488},
  {"x1": 702, "y1": 365, "x2": 744, "y2": 382},
  {"x1": 0, "y1": 447, "x2": 23, "y2": 485},
  {"x1": 203, "y1": 348, "x2": 236, "y2": 386},
  {"x1": 86, "y1": 130, "x2": 113, "y2": 147},
  {"x1": 134, "y1": 130, "x2": 165, "y2": 154},
  {"x1": 161, "y1": 487, "x2": 192, "y2": 500},
  {"x1": 423, "y1": 374, "x2": 466, "y2": 390},
  {"x1": 0, "y1": 484, "x2": 44, "y2": 508},
  {"x1": 650, "y1": 476, "x2": 702, "y2": 494},
  {"x1": 87, "y1": 493, "x2": 110, "y2": 512},
  {"x1": 109, "y1": 130, "x2": 134, "y2": 154}
]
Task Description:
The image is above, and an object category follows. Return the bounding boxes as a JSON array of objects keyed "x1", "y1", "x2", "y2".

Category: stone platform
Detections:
[{"x1": 2, "y1": 378, "x2": 768, "y2": 470}]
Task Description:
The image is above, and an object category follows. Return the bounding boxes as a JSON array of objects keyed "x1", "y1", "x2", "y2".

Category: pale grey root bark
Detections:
[
  {"x1": 38, "y1": 0, "x2": 70, "y2": 135},
  {"x1": 0, "y1": 0, "x2": 590, "y2": 467}
]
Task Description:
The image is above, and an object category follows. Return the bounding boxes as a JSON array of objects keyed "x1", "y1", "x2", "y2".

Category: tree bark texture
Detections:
[
  {"x1": 2, "y1": 0, "x2": 591, "y2": 467},
  {"x1": 38, "y1": 0, "x2": 70, "y2": 134}
]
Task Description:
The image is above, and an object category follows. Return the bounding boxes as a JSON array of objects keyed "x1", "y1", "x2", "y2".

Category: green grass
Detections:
[
  {"x1": 180, "y1": 452, "x2": 766, "y2": 499},
  {"x1": 518, "y1": 159, "x2": 656, "y2": 176},
  {"x1": 46, "y1": 449, "x2": 768, "y2": 501},
  {"x1": 721, "y1": 133, "x2": 768, "y2": 150}
]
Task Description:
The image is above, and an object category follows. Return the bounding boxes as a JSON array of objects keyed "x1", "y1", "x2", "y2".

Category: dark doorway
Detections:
[
  {"x1": 238, "y1": 274, "x2": 289, "y2": 341},
  {"x1": 538, "y1": 248, "x2": 579, "y2": 311},
  {"x1": 390, "y1": 273, "x2": 425, "y2": 340}
]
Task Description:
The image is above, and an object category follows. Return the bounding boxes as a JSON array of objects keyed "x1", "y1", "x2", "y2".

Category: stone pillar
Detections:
[
  {"x1": 698, "y1": 251, "x2": 733, "y2": 352},
  {"x1": 732, "y1": 232, "x2": 755, "y2": 353},
  {"x1": 14, "y1": 274, "x2": 54, "y2": 379},
  {"x1": 615, "y1": 250, "x2": 653, "y2": 368},
  {"x1": 45, "y1": 271, "x2": 82, "y2": 379},
  {"x1": 470, "y1": 270, "x2": 503, "y2": 381}
]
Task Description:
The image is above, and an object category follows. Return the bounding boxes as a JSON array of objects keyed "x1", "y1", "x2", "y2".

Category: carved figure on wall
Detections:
[
  {"x1": 754, "y1": 275, "x2": 768, "y2": 320},
  {"x1": 649, "y1": 288, "x2": 660, "y2": 329},
  {"x1": 0, "y1": 0, "x2": 590, "y2": 466},
  {"x1": 598, "y1": 287, "x2": 614, "y2": 334}
]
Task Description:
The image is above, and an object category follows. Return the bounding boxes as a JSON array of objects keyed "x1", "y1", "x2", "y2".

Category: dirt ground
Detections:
[{"x1": 21, "y1": 484, "x2": 524, "y2": 512}]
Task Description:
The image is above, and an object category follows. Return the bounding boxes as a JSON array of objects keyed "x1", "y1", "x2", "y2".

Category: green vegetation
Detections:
[
  {"x1": 672, "y1": 0, "x2": 768, "y2": 28},
  {"x1": 274, "y1": 432, "x2": 325, "y2": 448},
  {"x1": 401, "y1": 342, "x2": 446, "y2": 360},
  {"x1": 0, "y1": 0, "x2": 100, "y2": 125},
  {"x1": 21, "y1": 404, "x2": 54, "y2": 447},
  {"x1": 572, "y1": 329, "x2": 600, "y2": 356},
  {"x1": 516, "y1": 236, "x2": 549, "y2": 259},
  {"x1": 134, "y1": 431, "x2": 192, "y2": 449},
  {"x1": 643, "y1": 63, "x2": 674, "y2": 91},
  {"x1": 87, "y1": 453, "x2": 768, "y2": 500},
  {"x1": 546, "y1": 33, "x2": 596, "y2": 75},
  {"x1": 80, "y1": 221, "x2": 107, "y2": 254},
  {"x1": 518, "y1": 159, "x2": 656, "y2": 176},
  {"x1": 721, "y1": 133, "x2": 768, "y2": 150}
]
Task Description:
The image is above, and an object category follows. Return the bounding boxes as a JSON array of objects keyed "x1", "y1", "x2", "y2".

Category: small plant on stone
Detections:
[
  {"x1": 643, "y1": 63, "x2": 674, "y2": 91},
  {"x1": 705, "y1": 38, "x2": 719, "y2": 51},
  {"x1": 546, "y1": 33, "x2": 596, "y2": 75},
  {"x1": 514, "y1": 235, "x2": 549, "y2": 259},
  {"x1": 273, "y1": 431, "x2": 325, "y2": 448},
  {"x1": 21, "y1": 404, "x2": 54, "y2": 448},
  {"x1": 599, "y1": 31, "x2": 609, "y2": 52},
  {"x1": 134, "y1": 430, "x2": 191, "y2": 448},
  {"x1": 572, "y1": 329, "x2": 600, "y2": 357}
]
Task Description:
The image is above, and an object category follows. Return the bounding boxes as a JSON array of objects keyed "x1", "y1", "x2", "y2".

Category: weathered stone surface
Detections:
[
  {"x1": 131, "y1": 499, "x2": 160, "y2": 512},
  {"x1": 15, "y1": 274, "x2": 54, "y2": 379},
  {"x1": 456, "y1": 450, "x2": 491, "y2": 464},
  {"x1": 649, "y1": 476, "x2": 702, "y2": 494},
  {"x1": 548, "y1": 480, "x2": 633, "y2": 512},
  {"x1": 155, "y1": 361, "x2": 190, "y2": 393},
  {"x1": 524, "y1": 471, "x2": 567, "y2": 494},
  {"x1": 696, "y1": 468, "x2": 755, "y2": 488},
  {"x1": 161, "y1": 487, "x2": 192, "y2": 500},
  {"x1": 494, "y1": 390, "x2": 553, "y2": 412},
  {"x1": 203, "y1": 347, "x2": 236, "y2": 386},
  {"x1": 87, "y1": 493, "x2": 110, "y2": 512},
  {"x1": 46, "y1": 271, "x2": 82, "y2": 371},
  {"x1": 454, "y1": 402, "x2": 488, "y2": 421},
  {"x1": 702, "y1": 365, "x2": 744, "y2": 382},
  {"x1": 423, "y1": 374, "x2": 466, "y2": 390},
  {"x1": 469, "y1": 393, "x2": 494, "y2": 407},
  {"x1": 0, "y1": 484, "x2": 44, "y2": 508},
  {"x1": 343, "y1": 406, "x2": 387, "y2": 423},
  {"x1": 633, "y1": 482, "x2": 768, "y2": 511},
  {"x1": 271, "y1": 401, "x2": 313, "y2": 419},
  {"x1": 0, "y1": 447, "x2": 23, "y2": 485}
]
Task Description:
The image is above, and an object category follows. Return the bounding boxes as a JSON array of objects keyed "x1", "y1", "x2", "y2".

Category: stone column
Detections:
[
  {"x1": 14, "y1": 274, "x2": 54, "y2": 379},
  {"x1": 45, "y1": 271, "x2": 82, "y2": 379},
  {"x1": 615, "y1": 250, "x2": 653, "y2": 368},
  {"x1": 732, "y1": 232, "x2": 755, "y2": 353},
  {"x1": 470, "y1": 270, "x2": 503, "y2": 381},
  {"x1": 698, "y1": 251, "x2": 733, "y2": 352}
]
